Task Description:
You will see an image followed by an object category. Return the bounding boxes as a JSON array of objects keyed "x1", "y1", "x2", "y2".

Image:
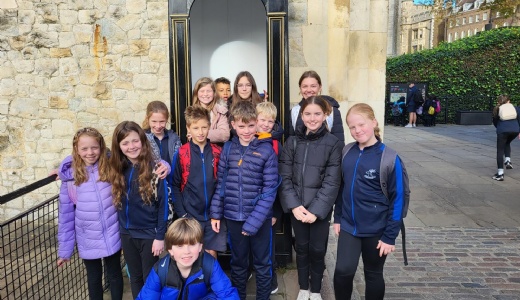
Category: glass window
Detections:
[
  {"x1": 496, "y1": 12, "x2": 500, "y2": 18},
  {"x1": 463, "y1": 17, "x2": 466, "y2": 25},
  {"x1": 456, "y1": 18, "x2": 460, "y2": 26},
  {"x1": 468, "y1": 30, "x2": 471, "y2": 37},
  {"x1": 448, "y1": 33, "x2": 452, "y2": 42},
  {"x1": 474, "y1": 28, "x2": 478, "y2": 35},
  {"x1": 469, "y1": 16, "x2": 473, "y2": 23},
  {"x1": 476, "y1": 15, "x2": 479, "y2": 22},
  {"x1": 461, "y1": 31, "x2": 465, "y2": 38},
  {"x1": 455, "y1": 32, "x2": 458, "y2": 40},
  {"x1": 483, "y1": 13, "x2": 488, "y2": 20},
  {"x1": 450, "y1": 20, "x2": 454, "y2": 28}
]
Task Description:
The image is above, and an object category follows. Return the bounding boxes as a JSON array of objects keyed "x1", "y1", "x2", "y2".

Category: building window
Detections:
[
  {"x1": 450, "y1": 20, "x2": 454, "y2": 28},
  {"x1": 483, "y1": 13, "x2": 488, "y2": 21},
  {"x1": 448, "y1": 33, "x2": 452, "y2": 42},
  {"x1": 482, "y1": 26, "x2": 485, "y2": 31},
  {"x1": 412, "y1": 45, "x2": 418, "y2": 53},
  {"x1": 468, "y1": 30, "x2": 471, "y2": 37},
  {"x1": 504, "y1": 22, "x2": 508, "y2": 27},
  {"x1": 461, "y1": 31, "x2": 465, "y2": 38},
  {"x1": 413, "y1": 30, "x2": 418, "y2": 39},
  {"x1": 474, "y1": 28, "x2": 478, "y2": 35},
  {"x1": 469, "y1": 16, "x2": 474, "y2": 23},
  {"x1": 476, "y1": 15, "x2": 480, "y2": 22},
  {"x1": 419, "y1": 29, "x2": 423, "y2": 39},
  {"x1": 496, "y1": 12, "x2": 501, "y2": 18},
  {"x1": 463, "y1": 17, "x2": 466, "y2": 25},
  {"x1": 456, "y1": 18, "x2": 460, "y2": 26},
  {"x1": 455, "y1": 32, "x2": 458, "y2": 40}
]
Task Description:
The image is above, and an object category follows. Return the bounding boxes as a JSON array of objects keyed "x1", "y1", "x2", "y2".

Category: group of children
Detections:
[{"x1": 57, "y1": 69, "x2": 410, "y2": 300}]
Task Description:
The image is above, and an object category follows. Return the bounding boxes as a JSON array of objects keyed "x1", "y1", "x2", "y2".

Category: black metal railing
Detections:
[{"x1": 1, "y1": 175, "x2": 98, "y2": 299}]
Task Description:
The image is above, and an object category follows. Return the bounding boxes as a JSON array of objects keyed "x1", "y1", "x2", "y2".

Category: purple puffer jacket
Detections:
[{"x1": 57, "y1": 155, "x2": 121, "y2": 260}]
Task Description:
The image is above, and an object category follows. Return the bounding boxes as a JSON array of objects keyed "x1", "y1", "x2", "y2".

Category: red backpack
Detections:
[{"x1": 175, "y1": 143, "x2": 221, "y2": 192}]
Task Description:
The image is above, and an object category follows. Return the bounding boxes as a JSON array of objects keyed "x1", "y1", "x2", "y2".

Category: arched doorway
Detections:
[{"x1": 168, "y1": 0, "x2": 291, "y2": 266}]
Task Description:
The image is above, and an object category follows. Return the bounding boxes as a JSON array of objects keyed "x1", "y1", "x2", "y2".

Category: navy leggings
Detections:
[
  {"x1": 333, "y1": 231, "x2": 387, "y2": 300},
  {"x1": 496, "y1": 132, "x2": 518, "y2": 168},
  {"x1": 83, "y1": 250, "x2": 123, "y2": 300}
]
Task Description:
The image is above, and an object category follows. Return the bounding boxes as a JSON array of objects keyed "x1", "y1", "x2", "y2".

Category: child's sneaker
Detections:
[
  {"x1": 404, "y1": 124, "x2": 413, "y2": 128},
  {"x1": 310, "y1": 293, "x2": 322, "y2": 300},
  {"x1": 492, "y1": 173, "x2": 504, "y2": 181},
  {"x1": 412, "y1": 123, "x2": 416, "y2": 127},
  {"x1": 296, "y1": 289, "x2": 310, "y2": 300},
  {"x1": 506, "y1": 161, "x2": 513, "y2": 169}
]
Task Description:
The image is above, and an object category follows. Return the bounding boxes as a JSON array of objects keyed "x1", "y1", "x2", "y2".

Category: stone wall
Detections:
[{"x1": 0, "y1": 0, "x2": 171, "y2": 220}]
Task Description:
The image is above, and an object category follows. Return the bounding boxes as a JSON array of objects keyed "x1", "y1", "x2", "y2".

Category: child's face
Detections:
[
  {"x1": 149, "y1": 112, "x2": 167, "y2": 136},
  {"x1": 197, "y1": 84, "x2": 214, "y2": 107},
  {"x1": 77, "y1": 135, "x2": 101, "y2": 166},
  {"x1": 256, "y1": 113, "x2": 275, "y2": 133},
  {"x1": 119, "y1": 131, "x2": 142, "y2": 164},
  {"x1": 168, "y1": 243, "x2": 202, "y2": 270},
  {"x1": 301, "y1": 103, "x2": 327, "y2": 133},
  {"x1": 232, "y1": 119, "x2": 257, "y2": 146},
  {"x1": 216, "y1": 83, "x2": 231, "y2": 101},
  {"x1": 187, "y1": 119, "x2": 210, "y2": 147},
  {"x1": 347, "y1": 112, "x2": 378, "y2": 147},
  {"x1": 236, "y1": 76, "x2": 252, "y2": 100},
  {"x1": 299, "y1": 77, "x2": 321, "y2": 99}
]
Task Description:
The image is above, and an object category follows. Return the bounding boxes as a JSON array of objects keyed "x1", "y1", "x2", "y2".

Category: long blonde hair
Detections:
[
  {"x1": 192, "y1": 77, "x2": 218, "y2": 112},
  {"x1": 72, "y1": 127, "x2": 110, "y2": 185},
  {"x1": 346, "y1": 103, "x2": 381, "y2": 141},
  {"x1": 109, "y1": 121, "x2": 155, "y2": 208},
  {"x1": 142, "y1": 101, "x2": 170, "y2": 130}
]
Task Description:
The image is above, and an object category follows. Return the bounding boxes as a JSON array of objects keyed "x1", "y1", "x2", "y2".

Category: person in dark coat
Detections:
[
  {"x1": 289, "y1": 71, "x2": 345, "y2": 143},
  {"x1": 279, "y1": 96, "x2": 342, "y2": 300}
]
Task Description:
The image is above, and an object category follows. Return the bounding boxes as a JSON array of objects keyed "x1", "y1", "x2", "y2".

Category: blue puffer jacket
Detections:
[
  {"x1": 137, "y1": 252, "x2": 239, "y2": 300},
  {"x1": 210, "y1": 134, "x2": 279, "y2": 236}
]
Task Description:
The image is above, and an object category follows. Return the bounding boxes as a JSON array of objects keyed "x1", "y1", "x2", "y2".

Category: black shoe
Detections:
[
  {"x1": 506, "y1": 161, "x2": 513, "y2": 169},
  {"x1": 492, "y1": 173, "x2": 504, "y2": 181}
]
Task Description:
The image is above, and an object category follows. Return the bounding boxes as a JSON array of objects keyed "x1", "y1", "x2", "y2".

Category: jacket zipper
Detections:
[
  {"x1": 300, "y1": 141, "x2": 309, "y2": 205},
  {"x1": 238, "y1": 145, "x2": 249, "y2": 220},
  {"x1": 201, "y1": 151, "x2": 208, "y2": 220},
  {"x1": 125, "y1": 166, "x2": 134, "y2": 229},
  {"x1": 92, "y1": 167, "x2": 111, "y2": 254},
  {"x1": 350, "y1": 149, "x2": 363, "y2": 235}
]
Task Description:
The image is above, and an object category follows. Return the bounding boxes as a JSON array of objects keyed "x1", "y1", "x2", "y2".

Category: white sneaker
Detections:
[
  {"x1": 310, "y1": 293, "x2": 322, "y2": 300},
  {"x1": 412, "y1": 123, "x2": 416, "y2": 127},
  {"x1": 404, "y1": 124, "x2": 413, "y2": 128},
  {"x1": 296, "y1": 289, "x2": 310, "y2": 300}
]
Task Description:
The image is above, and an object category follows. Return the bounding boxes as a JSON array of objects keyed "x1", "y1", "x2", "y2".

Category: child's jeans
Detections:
[
  {"x1": 83, "y1": 250, "x2": 123, "y2": 300},
  {"x1": 227, "y1": 218, "x2": 273, "y2": 300}
]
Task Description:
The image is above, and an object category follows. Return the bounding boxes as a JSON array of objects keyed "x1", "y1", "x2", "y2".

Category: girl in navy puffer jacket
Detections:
[
  {"x1": 279, "y1": 96, "x2": 343, "y2": 300},
  {"x1": 57, "y1": 127, "x2": 123, "y2": 300}
]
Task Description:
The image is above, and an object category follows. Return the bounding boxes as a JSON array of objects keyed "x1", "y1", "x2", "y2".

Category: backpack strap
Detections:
[
  {"x1": 219, "y1": 141, "x2": 233, "y2": 199},
  {"x1": 272, "y1": 140, "x2": 279, "y2": 156},
  {"x1": 67, "y1": 181, "x2": 78, "y2": 205},
  {"x1": 379, "y1": 144, "x2": 410, "y2": 266},
  {"x1": 210, "y1": 144, "x2": 222, "y2": 180},
  {"x1": 158, "y1": 255, "x2": 171, "y2": 287},
  {"x1": 342, "y1": 142, "x2": 356, "y2": 161},
  {"x1": 202, "y1": 252, "x2": 214, "y2": 290},
  {"x1": 251, "y1": 175, "x2": 282, "y2": 206},
  {"x1": 178, "y1": 144, "x2": 191, "y2": 192}
]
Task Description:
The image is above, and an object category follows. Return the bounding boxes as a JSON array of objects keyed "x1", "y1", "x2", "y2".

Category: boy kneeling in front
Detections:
[{"x1": 137, "y1": 218, "x2": 239, "y2": 300}]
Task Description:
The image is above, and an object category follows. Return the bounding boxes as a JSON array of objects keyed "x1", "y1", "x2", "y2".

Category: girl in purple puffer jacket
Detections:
[{"x1": 57, "y1": 127, "x2": 123, "y2": 300}]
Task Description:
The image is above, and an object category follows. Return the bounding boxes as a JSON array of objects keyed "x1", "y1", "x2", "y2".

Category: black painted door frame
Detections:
[{"x1": 168, "y1": 0, "x2": 292, "y2": 266}]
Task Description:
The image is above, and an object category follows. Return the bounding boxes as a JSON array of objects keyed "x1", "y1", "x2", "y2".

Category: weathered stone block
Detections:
[
  {"x1": 0, "y1": 78, "x2": 16, "y2": 96},
  {"x1": 121, "y1": 56, "x2": 141, "y2": 72},
  {"x1": 59, "y1": 57, "x2": 80, "y2": 75},
  {"x1": 50, "y1": 48, "x2": 72, "y2": 58},
  {"x1": 141, "y1": 21, "x2": 163, "y2": 38},
  {"x1": 147, "y1": 2, "x2": 168, "y2": 20},
  {"x1": 51, "y1": 119, "x2": 74, "y2": 138},
  {"x1": 13, "y1": 59, "x2": 35, "y2": 73},
  {"x1": 130, "y1": 39, "x2": 150, "y2": 56},
  {"x1": 34, "y1": 58, "x2": 59, "y2": 76},
  {"x1": 59, "y1": 10, "x2": 79, "y2": 25},
  {"x1": 49, "y1": 96, "x2": 69, "y2": 109},
  {"x1": 58, "y1": 32, "x2": 76, "y2": 48},
  {"x1": 127, "y1": 0, "x2": 146, "y2": 14},
  {"x1": 18, "y1": 10, "x2": 35, "y2": 25},
  {"x1": 133, "y1": 74, "x2": 158, "y2": 90},
  {"x1": 9, "y1": 36, "x2": 26, "y2": 50},
  {"x1": 78, "y1": 10, "x2": 96, "y2": 24}
]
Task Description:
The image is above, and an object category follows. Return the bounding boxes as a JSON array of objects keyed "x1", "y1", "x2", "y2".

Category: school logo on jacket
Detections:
[{"x1": 364, "y1": 169, "x2": 377, "y2": 180}]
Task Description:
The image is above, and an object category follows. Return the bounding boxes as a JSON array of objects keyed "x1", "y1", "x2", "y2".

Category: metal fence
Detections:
[{"x1": 0, "y1": 176, "x2": 90, "y2": 299}]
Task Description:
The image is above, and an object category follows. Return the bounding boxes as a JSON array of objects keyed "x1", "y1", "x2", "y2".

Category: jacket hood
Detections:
[
  {"x1": 231, "y1": 133, "x2": 272, "y2": 148},
  {"x1": 213, "y1": 99, "x2": 228, "y2": 115},
  {"x1": 58, "y1": 155, "x2": 74, "y2": 182},
  {"x1": 299, "y1": 95, "x2": 340, "y2": 109}
]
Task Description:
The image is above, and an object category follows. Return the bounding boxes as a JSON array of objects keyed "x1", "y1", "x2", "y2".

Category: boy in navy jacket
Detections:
[
  {"x1": 172, "y1": 106, "x2": 226, "y2": 258},
  {"x1": 210, "y1": 101, "x2": 279, "y2": 300},
  {"x1": 137, "y1": 218, "x2": 239, "y2": 300}
]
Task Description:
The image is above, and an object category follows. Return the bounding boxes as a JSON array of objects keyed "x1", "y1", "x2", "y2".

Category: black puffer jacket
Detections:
[{"x1": 279, "y1": 123, "x2": 342, "y2": 220}]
